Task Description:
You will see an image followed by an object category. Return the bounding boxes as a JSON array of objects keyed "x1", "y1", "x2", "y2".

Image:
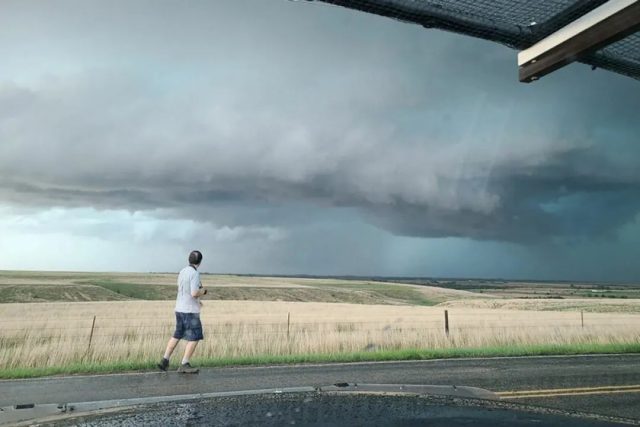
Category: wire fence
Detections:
[{"x1": 1, "y1": 308, "x2": 639, "y2": 370}]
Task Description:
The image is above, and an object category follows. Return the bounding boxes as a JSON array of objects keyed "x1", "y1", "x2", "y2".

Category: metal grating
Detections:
[
  {"x1": 316, "y1": 0, "x2": 640, "y2": 81},
  {"x1": 581, "y1": 32, "x2": 640, "y2": 80},
  {"x1": 600, "y1": 31, "x2": 640, "y2": 59}
]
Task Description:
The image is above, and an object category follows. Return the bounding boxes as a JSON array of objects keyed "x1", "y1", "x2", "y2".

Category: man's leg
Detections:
[
  {"x1": 177, "y1": 313, "x2": 202, "y2": 373},
  {"x1": 157, "y1": 337, "x2": 180, "y2": 371},
  {"x1": 182, "y1": 340, "x2": 199, "y2": 364},
  {"x1": 164, "y1": 337, "x2": 180, "y2": 359},
  {"x1": 177, "y1": 340, "x2": 200, "y2": 373}
]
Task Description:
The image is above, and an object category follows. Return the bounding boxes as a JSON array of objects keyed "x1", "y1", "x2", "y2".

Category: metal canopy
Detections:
[{"x1": 313, "y1": 0, "x2": 640, "y2": 82}]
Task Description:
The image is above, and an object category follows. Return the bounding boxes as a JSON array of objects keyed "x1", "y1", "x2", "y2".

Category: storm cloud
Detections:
[{"x1": 1, "y1": 0, "x2": 640, "y2": 257}]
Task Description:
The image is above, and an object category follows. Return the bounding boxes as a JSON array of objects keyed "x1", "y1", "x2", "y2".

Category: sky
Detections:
[{"x1": 1, "y1": 0, "x2": 639, "y2": 280}]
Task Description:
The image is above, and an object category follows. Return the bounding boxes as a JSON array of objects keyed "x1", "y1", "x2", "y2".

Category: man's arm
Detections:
[
  {"x1": 191, "y1": 288, "x2": 207, "y2": 297},
  {"x1": 190, "y1": 271, "x2": 206, "y2": 297}
]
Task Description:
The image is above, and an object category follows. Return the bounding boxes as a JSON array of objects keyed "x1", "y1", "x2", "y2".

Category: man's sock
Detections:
[
  {"x1": 181, "y1": 358, "x2": 189, "y2": 365},
  {"x1": 163, "y1": 352, "x2": 171, "y2": 360}
]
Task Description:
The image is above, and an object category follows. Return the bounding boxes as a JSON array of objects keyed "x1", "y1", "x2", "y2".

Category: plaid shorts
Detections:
[{"x1": 173, "y1": 312, "x2": 204, "y2": 341}]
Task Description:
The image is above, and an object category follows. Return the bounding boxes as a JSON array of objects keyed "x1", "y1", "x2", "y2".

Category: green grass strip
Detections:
[{"x1": 1, "y1": 342, "x2": 639, "y2": 380}]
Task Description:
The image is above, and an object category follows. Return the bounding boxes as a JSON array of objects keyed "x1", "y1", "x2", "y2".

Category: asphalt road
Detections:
[{"x1": 1, "y1": 354, "x2": 639, "y2": 422}]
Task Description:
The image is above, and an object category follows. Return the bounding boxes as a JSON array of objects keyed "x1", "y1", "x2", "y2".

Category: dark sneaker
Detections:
[
  {"x1": 177, "y1": 363, "x2": 199, "y2": 374},
  {"x1": 157, "y1": 358, "x2": 169, "y2": 371}
]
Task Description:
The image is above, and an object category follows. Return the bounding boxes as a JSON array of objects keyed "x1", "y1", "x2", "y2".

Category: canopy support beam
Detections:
[{"x1": 518, "y1": 0, "x2": 640, "y2": 82}]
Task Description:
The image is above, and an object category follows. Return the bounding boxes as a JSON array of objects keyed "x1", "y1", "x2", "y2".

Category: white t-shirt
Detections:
[{"x1": 175, "y1": 266, "x2": 201, "y2": 314}]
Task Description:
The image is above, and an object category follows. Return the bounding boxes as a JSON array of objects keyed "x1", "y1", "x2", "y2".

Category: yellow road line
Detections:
[
  {"x1": 498, "y1": 384, "x2": 640, "y2": 399},
  {"x1": 501, "y1": 384, "x2": 640, "y2": 395}
]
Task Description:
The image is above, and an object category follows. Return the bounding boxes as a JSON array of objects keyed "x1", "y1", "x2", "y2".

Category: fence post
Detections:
[
  {"x1": 581, "y1": 310, "x2": 584, "y2": 328},
  {"x1": 87, "y1": 315, "x2": 96, "y2": 354},
  {"x1": 444, "y1": 310, "x2": 449, "y2": 337},
  {"x1": 287, "y1": 312, "x2": 291, "y2": 340}
]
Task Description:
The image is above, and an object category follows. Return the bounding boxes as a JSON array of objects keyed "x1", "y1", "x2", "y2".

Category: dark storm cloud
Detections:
[{"x1": 1, "y1": 0, "x2": 639, "y2": 243}]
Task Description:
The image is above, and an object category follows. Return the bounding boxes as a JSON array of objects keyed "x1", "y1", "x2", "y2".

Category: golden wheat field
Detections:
[{"x1": 1, "y1": 300, "x2": 639, "y2": 370}]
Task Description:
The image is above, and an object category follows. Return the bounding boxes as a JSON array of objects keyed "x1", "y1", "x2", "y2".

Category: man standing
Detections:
[{"x1": 158, "y1": 250, "x2": 207, "y2": 373}]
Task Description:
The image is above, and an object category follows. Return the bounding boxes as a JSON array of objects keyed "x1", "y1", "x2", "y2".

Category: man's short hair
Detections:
[{"x1": 189, "y1": 250, "x2": 203, "y2": 265}]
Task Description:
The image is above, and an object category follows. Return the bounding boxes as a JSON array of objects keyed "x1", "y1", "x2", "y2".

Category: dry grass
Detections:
[
  {"x1": 1, "y1": 300, "x2": 639, "y2": 371},
  {"x1": 441, "y1": 298, "x2": 640, "y2": 313}
]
